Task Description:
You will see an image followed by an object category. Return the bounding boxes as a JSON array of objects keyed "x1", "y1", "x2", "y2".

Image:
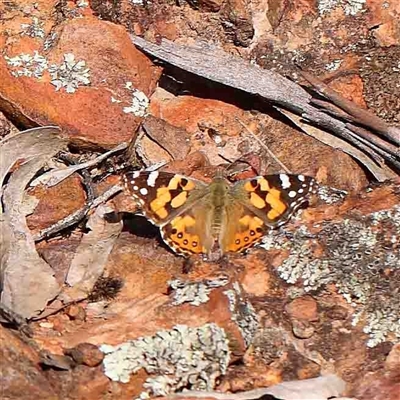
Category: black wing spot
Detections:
[{"x1": 250, "y1": 179, "x2": 258, "y2": 188}]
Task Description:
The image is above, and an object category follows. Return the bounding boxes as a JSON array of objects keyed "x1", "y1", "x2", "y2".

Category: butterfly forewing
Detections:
[
  {"x1": 123, "y1": 170, "x2": 208, "y2": 226},
  {"x1": 232, "y1": 173, "x2": 316, "y2": 228}
]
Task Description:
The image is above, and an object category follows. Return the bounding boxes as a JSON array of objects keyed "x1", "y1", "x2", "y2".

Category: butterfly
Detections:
[{"x1": 122, "y1": 169, "x2": 316, "y2": 261}]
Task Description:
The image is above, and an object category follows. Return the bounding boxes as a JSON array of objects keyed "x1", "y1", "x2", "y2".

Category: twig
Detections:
[
  {"x1": 33, "y1": 185, "x2": 123, "y2": 241},
  {"x1": 299, "y1": 70, "x2": 400, "y2": 145},
  {"x1": 31, "y1": 142, "x2": 128, "y2": 188},
  {"x1": 346, "y1": 125, "x2": 400, "y2": 169}
]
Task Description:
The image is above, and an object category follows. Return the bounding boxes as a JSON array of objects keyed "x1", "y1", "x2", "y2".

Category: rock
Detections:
[
  {"x1": 349, "y1": 371, "x2": 400, "y2": 400},
  {"x1": 64, "y1": 343, "x2": 104, "y2": 367},
  {"x1": 0, "y1": 16, "x2": 162, "y2": 148},
  {"x1": 0, "y1": 326, "x2": 59, "y2": 400},
  {"x1": 385, "y1": 343, "x2": 400, "y2": 372},
  {"x1": 221, "y1": 0, "x2": 255, "y2": 46},
  {"x1": 292, "y1": 320, "x2": 315, "y2": 339},
  {"x1": 198, "y1": 0, "x2": 224, "y2": 12},
  {"x1": 26, "y1": 175, "x2": 86, "y2": 233},
  {"x1": 66, "y1": 304, "x2": 86, "y2": 321},
  {"x1": 149, "y1": 89, "x2": 367, "y2": 191},
  {"x1": 285, "y1": 296, "x2": 319, "y2": 322}
]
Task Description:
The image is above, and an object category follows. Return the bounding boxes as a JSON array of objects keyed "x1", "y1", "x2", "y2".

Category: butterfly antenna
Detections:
[{"x1": 236, "y1": 118, "x2": 292, "y2": 174}]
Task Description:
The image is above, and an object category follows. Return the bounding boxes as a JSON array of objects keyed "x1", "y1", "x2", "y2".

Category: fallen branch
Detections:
[{"x1": 130, "y1": 35, "x2": 399, "y2": 181}]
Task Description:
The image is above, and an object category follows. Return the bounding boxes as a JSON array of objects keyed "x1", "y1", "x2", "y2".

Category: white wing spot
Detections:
[
  {"x1": 298, "y1": 174, "x2": 305, "y2": 182},
  {"x1": 298, "y1": 188, "x2": 304, "y2": 194},
  {"x1": 288, "y1": 190, "x2": 297, "y2": 198},
  {"x1": 147, "y1": 171, "x2": 159, "y2": 187},
  {"x1": 140, "y1": 187, "x2": 148, "y2": 195},
  {"x1": 133, "y1": 185, "x2": 138, "y2": 191},
  {"x1": 132, "y1": 171, "x2": 141, "y2": 178},
  {"x1": 279, "y1": 174, "x2": 291, "y2": 189},
  {"x1": 302, "y1": 183, "x2": 308, "y2": 188}
]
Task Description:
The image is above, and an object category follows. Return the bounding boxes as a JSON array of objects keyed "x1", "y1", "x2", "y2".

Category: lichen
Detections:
[
  {"x1": 110, "y1": 82, "x2": 149, "y2": 117},
  {"x1": 49, "y1": 53, "x2": 91, "y2": 93},
  {"x1": 4, "y1": 51, "x2": 48, "y2": 78},
  {"x1": 43, "y1": 32, "x2": 58, "y2": 51},
  {"x1": 122, "y1": 82, "x2": 149, "y2": 117},
  {"x1": 169, "y1": 277, "x2": 229, "y2": 306},
  {"x1": 224, "y1": 282, "x2": 259, "y2": 347},
  {"x1": 4, "y1": 51, "x2": 90, "y2": 94},
  {"x1": 20, "y1": 17, "x2": 45, "y2": 38},
  {"x1": 272, "y1": 205, "x2": 400, "y2": 347},
  {"x1": 101, "y1": 323, "x2": 230, "y2": 396},
  {"x1": 318, "y1": 0, "x2": 366, "y2": 15}
]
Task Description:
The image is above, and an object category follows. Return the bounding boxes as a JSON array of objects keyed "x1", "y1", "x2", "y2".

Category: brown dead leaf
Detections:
[
  {"x1": 1, "y1": 127, "x2": 67, "y2": 319},
  {"x1": 61, "y1": 205, "x2": 123, "y2": 302}
]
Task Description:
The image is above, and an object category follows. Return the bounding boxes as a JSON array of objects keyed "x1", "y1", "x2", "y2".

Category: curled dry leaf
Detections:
[
  {"x1": 0, "y1": 126, "x2": 67, "y2": 319},
  {"x1": 60, "y1": 204, "x2": 123, "y2": 303}
]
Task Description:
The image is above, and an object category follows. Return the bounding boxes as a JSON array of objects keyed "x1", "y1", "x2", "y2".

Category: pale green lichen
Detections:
[
  {"x1": 123, "y1": 82, "x2": 149, "y2": 117},
  {"x1": 169, "y1": 277, "x2": 229, "y2": 306},
  {"x1": 110, "y1": 82, "x2": 149, "y2": 117},
  {"x1": 224, "y1": 282, "x2": 259, "y2": 347},
  {"x1": 268, "y1": 205, "x2": 400, "y2": 347},
  {"x1": 318, "y1": 0, "x2": 366, "y2": 15},
  {"x1": 20, "y1": 17, "x2": 45, "y2": 38},
  {"x1": 4, "y1": 51, "x2": 48, "y2": 78},
  {"x1": 101, "y1": 323, "x2": 230, "y2": 396},
  {"x1": 43, "y1": 32, "x2": 58, "y2": 51},
  {"x1": 49, "y1": 53, "x2": 90, "y2": 93},
  {"x1": 4, "y1": 51, "x2": 90, "y2": 94}
]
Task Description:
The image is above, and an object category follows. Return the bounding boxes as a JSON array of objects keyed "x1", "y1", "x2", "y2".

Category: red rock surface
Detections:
[
  {"x1": 1, "y1": 15, "x2": 162, "y2": 148},
  {"x1": 1, "y1": 0, "x2": 399, "y2": 398},
  {"x1": 0, "y1": 326, "x2": 59, "y2": 400}
]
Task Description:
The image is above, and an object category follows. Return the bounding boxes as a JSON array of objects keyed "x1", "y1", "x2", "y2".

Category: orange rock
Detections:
[
  {"x1": 0, "y1": 326, "x2": 58, "y2": 400},
  {"x1": 366, "y1": 0, "x2": 400, "y2": 46},
  {"x1": 0, "y1": 16, "x2": 162, "y2": 148},
  {"x1": 328, "y1": 74, "x2": 367, "y2": 108},
  {"x1": 385, "y1": 343, "x2": 400, "y2": 372},
  {"x1": 285, "y1": 296, "x2": 319, "y2": 322},
  {"x1": 26, "y1": 175, "x2": 86, "y2": 233}
]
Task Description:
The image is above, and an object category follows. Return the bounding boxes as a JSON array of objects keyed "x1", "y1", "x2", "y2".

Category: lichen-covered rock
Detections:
[{"x1": 0, "y1": 15, "x2": 162, "y2": 148}]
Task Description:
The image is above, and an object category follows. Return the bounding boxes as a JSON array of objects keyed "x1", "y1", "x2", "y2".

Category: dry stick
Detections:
[
  {"x1": 300, "y1": 70, "x2": 400, "y2": 145},
  {"x1": 346, "y1": 125, "x2": 400, "y2": 169},
  {"x1": 33, "y1": 185, "x2": 123, "y2": 241},
  {"x1": 130, "y1": 35, "x2": 395, "y2": 180},
  {"x1": 236, "y1": 118, "x2": 292, "y2": 174},
  {"x1": 312, "y1": 99, "x2": 399, "y2": 161}
]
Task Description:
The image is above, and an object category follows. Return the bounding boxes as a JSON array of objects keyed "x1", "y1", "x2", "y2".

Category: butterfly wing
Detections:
[
  {"x1": 222, "y1": 174, "x2": 316, "y2": 253},
  {"x1": 123, "y1": 170, "x2": 211, "y2": 256}
]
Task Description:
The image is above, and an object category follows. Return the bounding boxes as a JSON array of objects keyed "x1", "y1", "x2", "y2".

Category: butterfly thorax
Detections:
[{"x1": 200, "y1": 177, "x2": 232, "y2": 261}]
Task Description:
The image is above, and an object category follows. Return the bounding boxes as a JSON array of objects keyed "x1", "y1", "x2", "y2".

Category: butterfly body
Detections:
[{"x1": 123, "y1": 170, "x2": 316, "y2": 260}]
